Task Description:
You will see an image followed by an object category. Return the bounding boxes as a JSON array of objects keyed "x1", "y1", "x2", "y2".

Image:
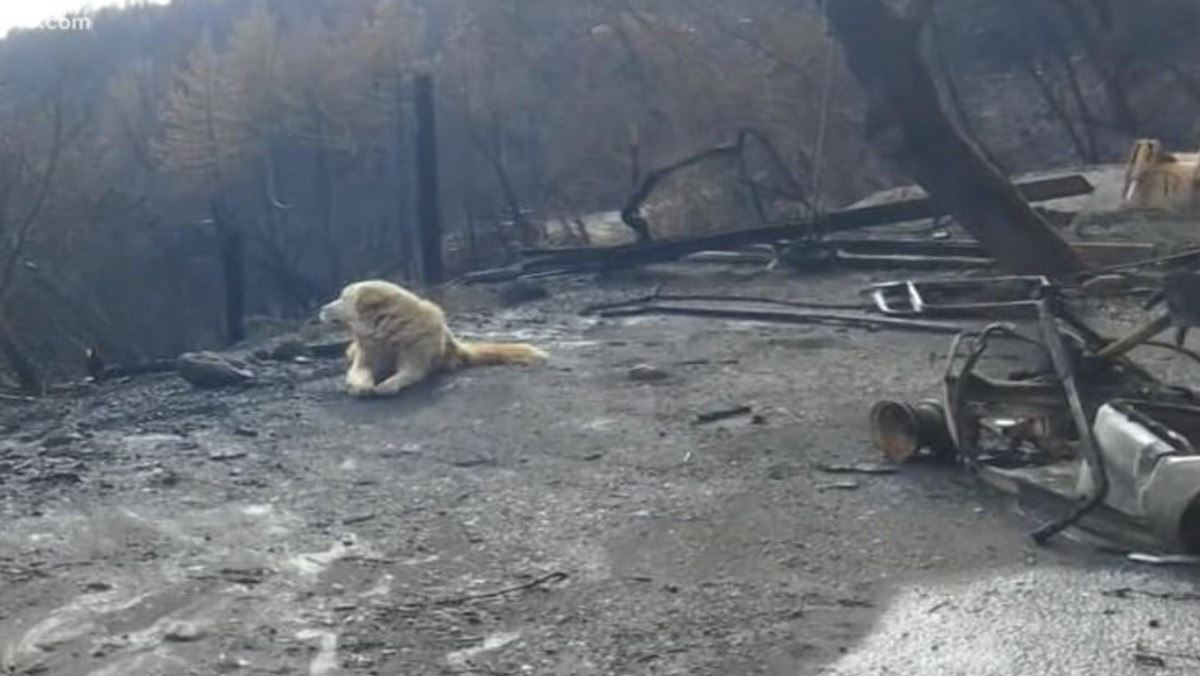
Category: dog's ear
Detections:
[{"x1": 353, "y1": 286, "x2": 391, "y2": 318}]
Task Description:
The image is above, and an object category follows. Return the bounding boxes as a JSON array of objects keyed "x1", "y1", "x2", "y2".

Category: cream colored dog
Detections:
[{"x1": 318, "y1": 279, "x2": 547, "y2": 397}]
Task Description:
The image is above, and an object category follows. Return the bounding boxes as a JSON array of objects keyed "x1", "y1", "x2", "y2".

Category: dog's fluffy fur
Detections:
[{"x1": 319, "y1": 279, "x2": 547, "y2": 397}]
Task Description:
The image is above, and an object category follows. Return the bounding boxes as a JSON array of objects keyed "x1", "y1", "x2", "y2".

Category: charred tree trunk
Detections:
[
  {"x1": 924, "y1": 10, "x2": 1004, "y2": 172},
  {"x1": 467, "y1": 106, "x2": 533, "y2": 248},
  {"x1": 220, "y1": 231, "x2": 245, "y2": 344},
  {"x1": 1013, "y1": 0, "x2": 1100, "y2": 162},
  {"x1": 1152, "y1": 59, "x2": 1200, "y2": 111},
  {"x1": 394, "y1": 75, "x2": 415, "y2": 282},
  {"x1": 0, "y1": 93, "x2": 64, "y2": 305},
  {"x1": 210, "y1": 199, "x2": 245, "y2": 345},
  {"x1": 1051, "y1": 0, "x2": 1138, "y2": 136},
  {"x1": 822, "y1": 0, "x2": 1084, "y2": 276},
  {"x1": 413, "y1": 74, "x2": 444, "y2": 286},
  {"x1": 312, "y1": 128, "x2": 335, "y2": 268},
  {"x1": 464, "y1": 213, "x2": 482, "y2": 269},
  {"x1": 1025, "y1": 59, "x2": 1093, "y2": 163}
]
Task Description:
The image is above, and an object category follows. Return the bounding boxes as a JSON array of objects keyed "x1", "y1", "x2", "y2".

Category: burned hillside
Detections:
[
  {"x1": 1, "y1": 0, "x2": 1200, "y2": 383},
  {"x1": 6, "y1": 0, "x2": 1200, "y2": 674}
]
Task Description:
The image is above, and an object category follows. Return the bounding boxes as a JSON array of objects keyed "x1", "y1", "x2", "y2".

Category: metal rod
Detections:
[
  {"x1": 581, "y1": 292, "x2": 869, "y2": 315},
  {"x1": 595, "y1": 302, "x2": 969, "y2": 334},
  {"x1": 1030, "y1": 295, "x2": 1109, "y2": 545},
  {"x1": 1095, "y1": 312, "x2": 1172, "y2": 360}
]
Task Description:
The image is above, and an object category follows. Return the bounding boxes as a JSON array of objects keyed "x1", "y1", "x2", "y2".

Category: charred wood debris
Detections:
[
  {"x1": 465, "y1": 169, "x2": 1200, "y2": 558},
  {"x1": 46, "y1": 167, "x2": 1200, "y2": 558}
]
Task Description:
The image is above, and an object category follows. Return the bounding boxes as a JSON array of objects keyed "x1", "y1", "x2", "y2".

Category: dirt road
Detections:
[{"x1": 2, "y1": 265, "x2": 1199, "y2": 675}]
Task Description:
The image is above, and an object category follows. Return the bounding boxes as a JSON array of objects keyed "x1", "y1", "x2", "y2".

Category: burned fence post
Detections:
[{"x1": 413, "y1": 73, "x2": 444, "y2": 286}]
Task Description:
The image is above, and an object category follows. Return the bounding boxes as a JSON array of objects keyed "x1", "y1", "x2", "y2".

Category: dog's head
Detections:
[{"x1": 319, "y1": 280, "x2": 399, "y2": 332}]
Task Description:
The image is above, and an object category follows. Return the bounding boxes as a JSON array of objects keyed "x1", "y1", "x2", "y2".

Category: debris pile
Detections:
[
  {"x1": 448, "y1": 156, "x2": 1200, "y2": 556},
  {"x1": 870, "y1": 274, "x2": 1200, "y2": 555},
  {"x1": 465, "y1": 174, "x2": 1101, "y2": 283}
]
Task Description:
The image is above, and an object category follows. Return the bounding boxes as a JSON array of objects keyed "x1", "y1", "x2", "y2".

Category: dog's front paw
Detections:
[
  {"x1": 345, "y1": 368, "x2": 376, "y2": 398},
  {"x1": 370, "y1": 380, "x2": 403, "y2": 397}
]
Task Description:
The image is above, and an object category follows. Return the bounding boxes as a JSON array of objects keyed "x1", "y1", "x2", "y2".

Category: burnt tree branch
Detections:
[
  {"x1": 1013, "y1": 0, "x2": 1099, "y2": 162},
  {"x1": 621, "y1": 127, "x2": 813, "y2": 243},
  {"x1": 1050, "y1": 0, "x2": 1137, "y2": 135},
  {"x1": 467, "y1": 108, "x2": 532, "y2": 248},
  {"x1": 621, "y1": 141, "x2": 740, "y2": 243}
]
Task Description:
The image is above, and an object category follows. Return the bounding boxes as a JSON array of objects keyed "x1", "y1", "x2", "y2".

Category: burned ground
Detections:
[{"x1": 3, "y1": 265, "x2": 1200, "y2": 675}]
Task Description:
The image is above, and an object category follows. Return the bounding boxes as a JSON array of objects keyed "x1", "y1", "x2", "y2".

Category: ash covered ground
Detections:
[{"x1": 3, "y1": 263, "x2": 1200, "y2": 676}]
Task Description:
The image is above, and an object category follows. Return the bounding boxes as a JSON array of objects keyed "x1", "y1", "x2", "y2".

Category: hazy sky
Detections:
[{"x1": 0, "y1": 1, "x2": 167, "y2": 36}]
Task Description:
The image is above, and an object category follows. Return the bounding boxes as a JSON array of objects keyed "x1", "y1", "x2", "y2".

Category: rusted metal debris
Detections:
[
  {"x1": 869, "y1": 276, "x2": 1200, "y2": 553},
  {"x1": 869, "y1": 276, "x2": 1050, "y2": 319},
  {"x1": 869, "y1": 399, "x2": 955, "y2": 463}
]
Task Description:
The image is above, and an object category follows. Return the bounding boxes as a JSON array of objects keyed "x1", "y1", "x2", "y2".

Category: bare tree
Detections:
[
  {"x1": 1011, "y1": 0, "x2": 1100, "y2": 163},
  {"x1": 1050, "y1": 0, "x2": 1138, "y2": 136},
  {"x1": 0, "y1": 89, "x2": 67, "y2": 390},
  {"x1": 158, "y1": 33, "x2": 248, "y2": 343}
]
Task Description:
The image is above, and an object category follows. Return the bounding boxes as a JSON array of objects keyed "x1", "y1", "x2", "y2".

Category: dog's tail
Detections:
[{"x1": 449, "y1": 337, "x2": 548, "y2": 368}]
